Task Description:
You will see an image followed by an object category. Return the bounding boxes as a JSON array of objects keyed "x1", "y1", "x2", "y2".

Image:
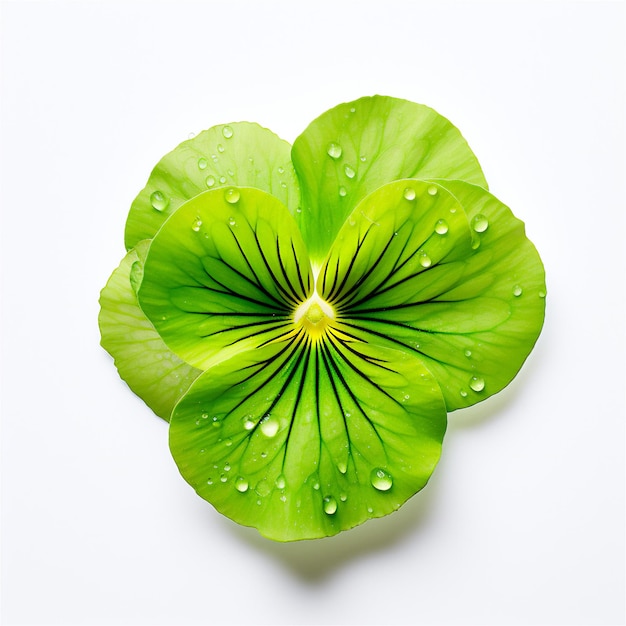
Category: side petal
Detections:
[
  {"x1": 98, "y1": 241, "x2": 202, "y2": 421},
  {"x1": 319, "y1": 179, "x2": 546, "y2": 410},
  {"x1": 292, "y1": 95, "x2": 487, "y2": 261},
  {"x1": 169, "y1": 333, "x2": 447, "y2": 541},
  {"x1": 124, "y1": 122, "x2": 299, "y2": 250},
  {"x1": 138, "y1": 188, "x2": 313, "y2": 370}
]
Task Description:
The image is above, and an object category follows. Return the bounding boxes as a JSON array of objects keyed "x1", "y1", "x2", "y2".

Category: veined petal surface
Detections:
[
  {"x1": 138, "y1": 188, "x2": 313, "y2": 371},
  {"x1": 319, "y1": 179, "x2": 546, "y2": 410},
  {"x1": 169, "y1": 334, "x2": 446, "y2": 541}
]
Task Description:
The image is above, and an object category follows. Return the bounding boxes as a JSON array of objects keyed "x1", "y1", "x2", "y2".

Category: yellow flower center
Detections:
[{"x1": 294, "y1": 294, "x2": 335, "y2": 341}]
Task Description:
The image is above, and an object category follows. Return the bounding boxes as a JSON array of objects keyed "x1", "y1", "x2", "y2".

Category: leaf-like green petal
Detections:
[
  {"x1": 98, "y1": 241, "x2": 202, "y2": 421},
  {"x1": 124, "y1": 123, "x2": 299, "y2": 250},
  {"x1": 320, "y1": 179, "x2": 546, "y2": 410},
  {"x1": 169, "y1": 332, "x2": 446, "y2": 541},
  {"x1": 292, "y1": 95, "x2": 488, "y2": 261},
  {"x1": 138, "y1": 188, "x2": 313, "y2": 370}
]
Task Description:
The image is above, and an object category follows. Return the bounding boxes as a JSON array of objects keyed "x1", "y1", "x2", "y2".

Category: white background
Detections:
[{"x1": 1, "y1": 1, "x2": 624, "y2": 625}]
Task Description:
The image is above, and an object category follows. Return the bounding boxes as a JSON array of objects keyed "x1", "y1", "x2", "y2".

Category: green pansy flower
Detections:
[{"x1": 100, "y1": 95, "x2": 545, "y2": 541}]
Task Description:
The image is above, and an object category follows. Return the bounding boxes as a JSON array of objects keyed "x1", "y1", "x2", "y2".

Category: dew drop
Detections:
[
  {"x1": 339, "y1": 186, "x2": 347, "y2": 197},
  {"x1": 403, "y1": 393, "x2": 410, "y2": 401},
  {"x1": 360, "y1": 155, "x2": 367, "y2": 162},
  {"x1": 367, "y1": 506, "x2": 374, "y2": 514},
  {"x1": 344, "y1": 164, "x2": 355, "y2": 179},
  {"x1": 260, "y1": 416, "x2": 279, "y2": 438},
  {"x1": 471, "y1": 214, "x2": 489, "y2": 233},
  {"x1": 337, "y1": 461, "x2": 347, "y2": 474},
  {"x1": 280, "y1": 495, "x2": 287, "y2": 503},
  {"x1": 201, "y1": 412, "x2": 209, "y2": 419},
  {"x1": 235, "y1": 476, "x2": 249, "y2": 492},
  {"x1": 255, "y1": 479, "x2": 271, "y2": 497},
  {"x1": 460, "y1": 390, "x2": 468, "y2": 397},
  {"x1": 224, "y1": 187, "x2": 240, "y2": 204},
  {"x1": 224, "y1": 438, "x2": 232, "y2": 447},
  {"x1": 243, "y1": 417, "x2": 255, "y2": 430},
  {"x1": 340, "y1": 493, "x2": 348, "y2": 502},
  {"x1": 220, "y1": 474, "x2": 228, "y2": 483},
  {"x1": 464, "y1": 349, "x2": 472, "y2": 358},
  {"x1": 197, "y1": 157, "x2": 208, "y2": 170},
  {"x1": 275, "y1": 475, "x2": 286, "y2": 489},
  {"x1": 223, "y1": 463, "x2": 231, "y2": 472},
  {"x1": 222, "y1": 125, "x2": 234, "y2": 139},
  {"x1": 219, "y1": 176, "x2": 227, "y2": 184},
  {"x1": 217, "y1": 143, "x2": 225, "y2": 153},
  {"x1": 513, "y1": 285, "x2": 523, "y2": 297},
  {"x1": 349, "y1": 107, "x2": 356, "y2": 113},
  {"x1": 150, "y1": 190, "x2": 169, "y2": 212},
  {"x1": 469, "y1": 376, "x2": 485, "y2": 392},
  {"x1": 419, "y1": 252, "x2": 432, "y2": 268},
  {"x1": 471, "y1": 235, "x2": 481, "y2": 250},
  {"x1": 207, "y1": 478, "x2": 213, "y2": 485},
  {"x1": 370, "y1": 468, "x2": 393, "y2": 491},
  {"x1": 277, "y1": 166, "x2": 285, "y2": 174},
  {"x1": 435, "y1": 219, "x2": 449, "y2": 235},
  {"x1": 539, "y1": 290, "x2": 546, "y2": 298},
  {"x1": 191, "y1": 217, "x2": 202, "y2": 232},
  {"x1": 205, "y1": 175, "x2": 216, "y2": 188},
  {"x1": 323, "y1": 496, "x2": 338, "y2": 515},
  {"x1": 427, "y1": 185, "x2": 438, "y2": 196},
  {"x1": 228, "y1": 217, "x2": 236, "y2": 226},
  {"x1": 327, "y1": 142, "x2": 342, "y2": 159},
  {"x1": 403, "y1": 187, "x2": 416, "y2": 201}
]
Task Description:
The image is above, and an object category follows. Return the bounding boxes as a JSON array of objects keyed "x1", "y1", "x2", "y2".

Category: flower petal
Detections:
[
  {"x1": 169, "y1": 333, "x2": 446, "y2": 541},
  {"x1": 292, "y1": 95, "x2": 487, "y2": 261},
  {"x1": 98, "y1": 241, "x2": 201, "y2": 420},
  {"x1": 319, "y1": 179, "x2": 546, "y2": 410},
  {"x1": 138, "y1": 188, "x2": 313, "y2": 370},
  {"x1": 124, "y1": 123, "x2": 299, "y2": 250}
]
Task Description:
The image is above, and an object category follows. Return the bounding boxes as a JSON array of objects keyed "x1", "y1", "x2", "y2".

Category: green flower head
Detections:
[{"x1": 99, "y1": 95, "x2": 545, "y2": 541}]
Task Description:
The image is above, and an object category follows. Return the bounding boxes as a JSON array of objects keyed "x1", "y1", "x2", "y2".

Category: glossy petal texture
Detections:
[
  {"x1": 98, "y1": 240, "x2": 201, "y2": 421},
  {"x1": 321, "y1": 179, "x2": 546, "y2": 411},
  {"x1": 292, "y1": 95, "x2": 488, "y2": 261},
  {"x1": 169, "y1": 336, "x2": 446, "y2": 541},
  {"x1": 124, "y1": 122, "x2": 299, "y2": 250},
  {"x1": 138, "y1": 188, "x2": 313, "y2": 370}
]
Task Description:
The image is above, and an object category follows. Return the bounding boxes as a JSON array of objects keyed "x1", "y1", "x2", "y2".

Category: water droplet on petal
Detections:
[
  {"x1": 471, "y1": 214, "x2": 489, "y2": 233},
  {"x1": 435, "y1": 219, "x2": 449, "y2": 235},
  {"x1": 228, "y1": 217, "x2": 236, "y2": 226},
  {"x1": 370, "y1": 468, "x2": 393, "y2": 491},
  {"x1": 327, "y1": 143, "x2": 342, "y2": 159},
  {"x1": 460, "y1": 390, "x2": 468, "y2": 398},
  {"x1": 243, "y1": 416, "x2": 255, "y2": 430},
  {"x1": 260, "y1": 416, "x2": 279, "y2": 438},
  {"x1": 469, "y1": 376, "x2": 485, "y2": 392},
  {"x1": 349, "y1": 107, "x2": 356, "y2": 113},
  {"x1": 205, "y1": 175, "x2": 216, "y2": 188},
  {"x1": 513, "y1": 285, "x2": 523, "y2": 297},
  {"x1": 539, "y1": 290, "x2": 546, "y2": 298},
  {"x1": 255, "y1": 479, "x2": 271, "y2": 497},
  {"x1": 225, "y1": 187, "x2": 240, "y2": 204},
  {"x1": 191, "y1": 217, "x2": 202, "y2": 232},
  {"x1": 464, "y1": 349, "x2": 472, "y2": 358},
  {"x1": 235, "y1": 476, "x2": 248, "y2": 492},
  {"x1": 219, "y1": 176, "x2": 227, "y2": 184},
  {"x1": 222, "y1": 125, "x2": 234, "y2": 139},
  {"x1": 360, "y1": 155, "x2": 367, "y2": 162},
  {"x1": 198, "y1": 157, "x2": 208, "y2": 170},
  {"x1": 340, "y1": 493, "x2": 348, "y2": 502},
  {"x1": 277, "y1": 166, "x2": 285, "y2": 174},
  {"x1": 275, "y1": 475, "x2": 286, "y2": 489},
  {"x1": 471, "y1": 235, "x2": 481, "y2": 250},
  {"x1": 419, "y1": 252, "x2": 432, "y2": 268},
  {"x1": 220, "y1": 474, "x2": 228, "y2": 483},
  {"x1": 150, "y1": 190, "x2": 169, "y2": 212},
  {"x1": 344, "y1": 164, "x2": 355, "y2": 179},
  {"x1": 427, "y1": 185, "x2": 438, "y2": 196},
  {"x1": 337, "y1": 461, "x2": 347, "y2": 474},
  {"x1": 323, "y1": 496, "x2": 338, "y2": 515},
  {"x1": 403, "y1": 187, "x2": 416, "y2": 201},
  {"x1": 217, "y1": 143, "x2": 225, "y2": 153},
  {"x1": 339, "y1": 186, "x2": 347, "y2": 197}
]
